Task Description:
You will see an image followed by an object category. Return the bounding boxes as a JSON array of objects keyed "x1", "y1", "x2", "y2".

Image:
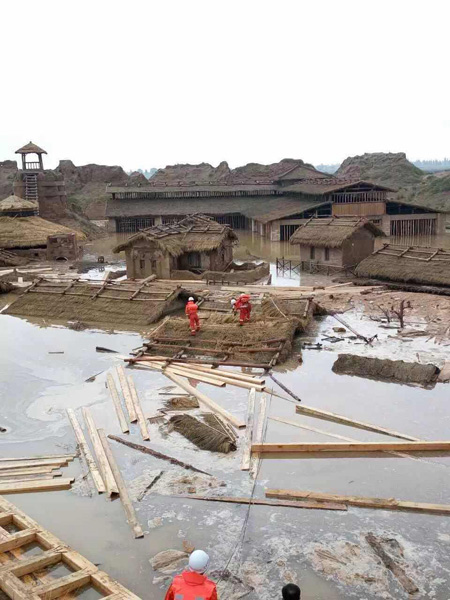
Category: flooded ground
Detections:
[{"x1": 1, "y1": 233, "x2": 450, "y2": 599}]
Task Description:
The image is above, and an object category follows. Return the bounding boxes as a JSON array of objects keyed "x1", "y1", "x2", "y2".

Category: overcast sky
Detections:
[{"x1": 1, "y1": 0, "x2": 448, "y2": 171}]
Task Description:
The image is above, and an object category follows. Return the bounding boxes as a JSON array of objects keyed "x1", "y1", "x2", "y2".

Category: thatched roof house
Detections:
[
  {"x1": 290, "y1": 217, "x2": 384, "y2": 270},
  {"x1": 114, "y1": 214, "x2": 238, "y2": 279},
  {"x1": 355, "y1": 244, "x2": 450, "y2": 287},
  {"x1": 0, "y1": 195, "x2": 38, "y2": 217},
  {"x1": 0, "y1": 216, "x2": 85, "y2": 250}
]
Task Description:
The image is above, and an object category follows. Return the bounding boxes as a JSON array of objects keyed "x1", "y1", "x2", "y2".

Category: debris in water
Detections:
[
  {"x1": 169, "y1": 414, "x2": 237, "y2": 453},
  {"x1": 164, "y1": 396, "x2": 200, "y2": 410},
  {"x1": 150, "y1": 549, "x2": 188, "y2": 573},
  {"x1": 68, "y1": 321, "x2": 88, "y2": 331},
  {"x1": 128, "y1": 470, "x2": 163, "y2": 502}
]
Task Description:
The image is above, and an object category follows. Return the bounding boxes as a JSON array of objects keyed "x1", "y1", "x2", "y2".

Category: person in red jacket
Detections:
[
  {"x1": 233, "y1": 293, "x2": 252, "y2": 325},
  {"x1": 185, "y1": 297, "x2": 200, "y2": 336},
  {"x1": 165, "y1": 550, "x2": 217, "y2": 600}
]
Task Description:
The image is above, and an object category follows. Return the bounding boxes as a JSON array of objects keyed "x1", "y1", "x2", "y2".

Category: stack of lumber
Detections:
[
  {"x1": 106, "y1": 368, "x2": 150, "y2": 440},
  {"x1": 220, "y1": 283, "x2": 383, "y2": 299},
  {"x1": 0, "y1": 454, "x2": 75, "y2": 494}
]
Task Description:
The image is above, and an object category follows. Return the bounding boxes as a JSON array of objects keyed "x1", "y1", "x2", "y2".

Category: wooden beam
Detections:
[
  {"x1": 116, "y1": 366, "x2": 137, "y2": 423},
  {"x1": 252, "y1": 441, "x2": 450, "y2": 454},
  {"x1": 266, "y1": 489, "x2": 450, "y2": 516},
  {"x1": 34, "y1": 570, "x2": 93, "y2": 600},
  {"x1": 106, "y1": 373, "x2": 129, "y2": 434},
  {"x1": 241, "y1": 388, "x2": 256, "y2": 471},
  {"x1": 0, "y1": 530, "x2": 36, "y2": 552},
  {"x1": 166, "y1": 373, "x2": 245, "y2": 429},
  {"x1": 0, "y1": 478, "x2": 74, "y2": 495},
  {"x1": 143, "y1": 362, "x2": 226, "y2": 387},
  {"x1": 5, "y1": 550, "x2": 62, "y2": 577},
  {"x1": 82, "y1": 407, "x2": 119, "y2": 497},
  {"x1": 127, "y1": 375, "x2": 150, "y2": 441},
  {"x1": 0, "y1": 467, "x2": 61, "y2": 478},
  {"x1": 295, "y1": 404, "x2": 420, "y2": 441},
  {"x1": 98, "y1": 429, "x2": 144, "y2": 539},
  {"x1": 0, "y1": 460, "x2": 68, "y2": 471},
  {"x1": 0, "y1": 455, "x2": 75, "y2": 463},
  {"x1": 172, "y1": 494, "x2": 347, "y2": 511},
  {"x1": 250, "y1": 393, "x2": 268, "y2": 479},
  {"x1": 67, "y1": 409, "x2": 105, "y2": 493},
  {"x1": 0, "y1": 572, "x2": 41, "y2": 600}
]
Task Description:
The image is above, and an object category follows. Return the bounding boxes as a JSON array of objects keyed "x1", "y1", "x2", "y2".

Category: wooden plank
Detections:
[
  {"x1": 0, "y1": 530, "x2": 36, "y2": 552},
  {"x1": 97, "y1": 429, "x2": 144, "y2": 539},
  {"x1": 266, "y1": 489, "x2": 450, "y2": 516},
  {"x1": 252, "y1": 441, "x2": 450, "y2": 453},
  {"x1": 0, "y1": 467, "x2": 61, "y2": 478},
  {"x1": 4, "y1": 551, "x2": 62, "y2": 577},
  {"x1": 0, "y1": 460, "x2": 68, "y2": 472},
  {"x1": 145, "y1": 362, "x2": 226, "y2": 387},
  {"x1": 67, "y1": 409, "x2": 105, "y2": 493},
  {"x1": 0, "y1": 571, "x2": 41, "y2": 600},
  {"x1": 241, "y1": 388, "x2": 256, "y2": 471},
  {"x1": 0, "y1": 478, "x2": 74, "y2": 495},
  {"x1": 34, "y1": 570, "x2": 92, "y2": 599},
  {"x1": 127, "y1": 376, "x2": 150, "y2": 441},
  {"x1": 0, "y1": 474, "x2": 63, "y2": 484},
  {"x1": 0, "y1": 455, "x2": 75, "y2": 463},
  {"x1": 173, "y1": 494, "x2": 347, "y2": 511},
  {"x1": 250, "y1": 393, "x2": 268, "y2": 479},
  {"x1": 295, "y1": 404, "x2": 420, "y2": 441},
  {"x1": 116, "y1": 366, "x2": 137, "y2": 423},
  {"x1": 82, "y1": 407, "x2": 119, "y2": 497},
  {"x1": 106, "y1": 373, "x2": 129, "y2": 434},
  {"x1": 166, "y1": 373, "x2": 245, "y2": 429}
]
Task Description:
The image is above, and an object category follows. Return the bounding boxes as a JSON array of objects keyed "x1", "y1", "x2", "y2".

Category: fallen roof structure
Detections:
[
  {"x1": 0, "y1": 216, "x2": 84, "y2": 249},
  {"x1": 355, "y1": 244, "x2": 450, "y2": 287},
  {"x1": 5, "y1": 278, "x2": 185, "y2": 328}
]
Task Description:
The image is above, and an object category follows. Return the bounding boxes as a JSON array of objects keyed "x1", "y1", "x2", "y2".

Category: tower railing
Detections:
[{"x1": 23, "y1": 161, "x2": 41, "y2": 170}]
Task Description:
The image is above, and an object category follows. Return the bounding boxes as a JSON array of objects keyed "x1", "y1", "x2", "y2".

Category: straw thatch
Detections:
[
  {"x1": 169, "y1": 414, "x2": 236, "y2": 453},
  {"x1": 0, "y1": 216, "x2": 85, "y2": 249},
  {"x1": 290, "y1": 217, "x2": 384, "y2": 248},
  {"x1": 15, "y1": 141, "x2": 47, "y2": 155},
  {"x1": 0, "y1": 195, "x2": 38, "y2": 215},
  {"x1": 114, "y1": 214, "x2": 238, "y2": 256},
  {"x1": 5, "y1": 280, "x2": 184, "y2": 329},
  {"x1": 332, "y1": 354, "x2": 439, "y2": 388},
  {"x1": 355, "y1": 245, "x2": 450, "y2": 287}
]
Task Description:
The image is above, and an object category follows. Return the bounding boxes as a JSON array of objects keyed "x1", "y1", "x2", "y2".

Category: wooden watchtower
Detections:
[{"x1": 15, "y1": 141, "x2": 47, "y2": 204}]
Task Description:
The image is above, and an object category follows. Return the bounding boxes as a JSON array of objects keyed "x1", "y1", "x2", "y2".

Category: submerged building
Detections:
[{"x1": 105, "y1": 159, "x2": 446, "y2": 241}]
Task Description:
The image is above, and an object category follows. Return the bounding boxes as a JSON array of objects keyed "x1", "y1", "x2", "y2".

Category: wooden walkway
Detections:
[{"x1": 0, "y1": 496, "x2": 140, "y2": 600}]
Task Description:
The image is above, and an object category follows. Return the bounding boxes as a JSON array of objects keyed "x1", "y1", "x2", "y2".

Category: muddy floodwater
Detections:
[{"x1": 1, "y1": 232, "x2": 450, "y2": 600}]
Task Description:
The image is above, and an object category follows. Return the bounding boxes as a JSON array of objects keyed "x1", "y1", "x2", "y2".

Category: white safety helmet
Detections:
[
  {"x1": 188, "y1": 297, "x2": 194, "y2": 302},
  {"x1": 188, "y1": 550, "x2": 210, "y2": 573}
]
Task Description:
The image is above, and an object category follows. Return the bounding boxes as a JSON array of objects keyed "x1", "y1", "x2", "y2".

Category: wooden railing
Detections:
[{"x1": 24, "y1": 161, "x2": 41, "y2": 170}]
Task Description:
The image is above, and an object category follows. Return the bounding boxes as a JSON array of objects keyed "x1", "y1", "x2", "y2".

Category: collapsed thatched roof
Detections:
[
  {"x1": 0, "y1": 216, "x2": 85, "y2": 249},
  {"x1": 15, "y1": 141, "x2": 47, "y2": 155},
  {"x1": 0, "y1": 195, "x2": 38, "y2": 214},
  {"x1": 355, "y1": 244, "x2": 450, "y2": 287},
  {"x1": 290, "y1": 217, "x2": 384, "y2": 248},
  {"x1": 113, "y1": 214, "x2": 238, "y2": 256}
]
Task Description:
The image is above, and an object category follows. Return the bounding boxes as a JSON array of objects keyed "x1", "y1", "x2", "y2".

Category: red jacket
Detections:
[
  {"x1": 234, "y1": 295, "x2": 251, "y2": 311},
  {"x1": 165, "y1": 571, "x2": 217, "y2": 600},
  {"x1": 185, "y1": 301, "x2": 199, "y2": 316}
]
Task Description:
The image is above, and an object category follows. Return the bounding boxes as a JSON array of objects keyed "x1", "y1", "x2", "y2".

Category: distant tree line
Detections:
[{"x1": 127, "y1": 168, "x2": 158, "y2": 178}]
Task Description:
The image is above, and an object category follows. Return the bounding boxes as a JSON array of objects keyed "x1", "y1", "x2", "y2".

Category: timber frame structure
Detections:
[{"x1": 0, "y1": 495, "x2": 140, "y2": 599}]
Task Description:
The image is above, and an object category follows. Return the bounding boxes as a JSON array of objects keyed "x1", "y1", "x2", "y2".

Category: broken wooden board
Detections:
[
  {"x1": 0, "y1": 496, "x2": 141, "y2": 599},
  {"x1": 251, "y1": 441, "x2": 450, "y2": 453},
  {"x1": 67, "y1": 409, "x2": 105, "y2": 493},
  {"x1": 266, "y1": 489, "x2": 450, "y2": 515},
  {"x1": 116, "y1": 366, "x2": 137, "y2": 423},
  {"x1": 107, "y1": 372, "x2": 130, "y2": 434}
]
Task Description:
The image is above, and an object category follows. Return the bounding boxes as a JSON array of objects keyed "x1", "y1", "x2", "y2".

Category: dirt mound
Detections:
[
  {"x1": 396, "y1": 172, "x2": 450, "y2": 213},
  {"x1": 332, "y1": 353, "x2": 439, "y2": 387},
  {"x1": 337, "y1": 152, "x2": 424, "y2": 189}
]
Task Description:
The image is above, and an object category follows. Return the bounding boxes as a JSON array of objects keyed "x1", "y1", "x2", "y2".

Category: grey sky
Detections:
[{"x1": 1, "y1": 0, "x2": 448, "y2": 171}]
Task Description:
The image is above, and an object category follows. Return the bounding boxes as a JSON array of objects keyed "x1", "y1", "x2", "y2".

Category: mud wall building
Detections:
[{"x1": 106, "y1": 160, "x2": 446, "y2": 242}]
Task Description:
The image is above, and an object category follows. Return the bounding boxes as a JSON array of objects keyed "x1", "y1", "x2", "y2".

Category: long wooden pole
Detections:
[
  {"x1": 252, "y1": 441, "x2": 450, "y2": 454},
  {"x1": 127, "y1": 375, "x2": 150, "y2": 441},
  {"x1": 295, "y1": 405, "x2": 420, "y2": 441},
  {"x1": 266, "y1": 489, "x2": 450, "y2": 516},
  {"x1": 166, "y1": 373, "x2": 246, "y2": 429},
  {"x1": 98, "y1": 429, "x2": 144, "y2": 539},
  {"x1": 67, "y1": 409, "x2": 105, "y2": 493},
  {"x1": 241, "y1": 389, "x2": 256, "y2": 470},
  {"x1": 106, "y1": 373, "x2": 130, "y2": 434},
  {"x1": 250, "y1": 393, "x2": 268, "y2": 479},
  {"x1": 116, "y1": 366, "x2": 137, "y2": 423},
  {"x1": 173, "y1": 494, "x2": 346, "y2": 511},
  {"x1": 82, "y1": 407, "x2": 119, "y2": 497}
]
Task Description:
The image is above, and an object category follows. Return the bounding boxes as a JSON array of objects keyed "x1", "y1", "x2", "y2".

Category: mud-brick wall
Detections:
[{"x1": 14, "y1": 173, "x2": 68, "y2": 220}]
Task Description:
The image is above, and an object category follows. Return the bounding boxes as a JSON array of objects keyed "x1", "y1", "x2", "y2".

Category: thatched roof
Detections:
[
  {"x1": 0, "y1": 195, "x2": 38, "y2": 213},
  {"x1": 15, "y1": 142, "x2": 47, "y2": 155},
  {"x1": 355, "y1": 244, "x2": 450, "y2": 287},
  {"x1": 0, "y1": 216, "x2": 85, "y2": 249},
  {"x1": 106, "y1": 196, "x2": 328, "y2": 224},
  {"x1": 290, "y1": 217, "x2": 384, "y2": 248},
  {"x1": 283, "y1": 179, "x2": 397, "y2": 196},
  {"x1": 114, "y1": 214, "x2": 238, "y2": 256}
]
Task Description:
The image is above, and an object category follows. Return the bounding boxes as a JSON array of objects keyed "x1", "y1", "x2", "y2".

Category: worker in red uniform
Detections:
[
  {"x1": 233, "y1": 293, "x2": 252, "y2": 325},
  {"x1": 185, "y1": 297, "x2": 200, "y2": 336},
  {"x1": 165, "y1": 550, "x2": 217, "y2": 600}
]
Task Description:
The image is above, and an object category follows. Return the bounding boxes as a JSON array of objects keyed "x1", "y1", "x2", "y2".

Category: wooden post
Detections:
[{"x1": 66, "y1": 409, "x2": 105, "y2": 493}]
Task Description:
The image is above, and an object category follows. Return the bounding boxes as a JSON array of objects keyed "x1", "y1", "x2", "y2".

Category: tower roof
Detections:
[{"x1": 15, "y1": 141, "x2": 47, "y2": 155}]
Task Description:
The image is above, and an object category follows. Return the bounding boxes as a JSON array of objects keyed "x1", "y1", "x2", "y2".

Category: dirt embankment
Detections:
[{"x1": 336, "y1": 152, "x2": 424, "y2": 189}]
